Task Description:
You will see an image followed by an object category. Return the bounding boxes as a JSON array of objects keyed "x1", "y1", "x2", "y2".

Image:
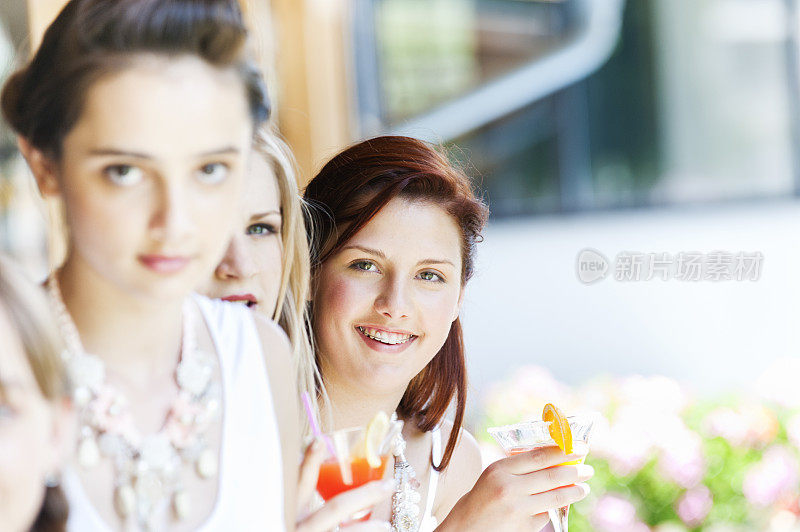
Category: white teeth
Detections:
[{"x1": 358, "y1": 326, "x2": 414, "y2": 345}]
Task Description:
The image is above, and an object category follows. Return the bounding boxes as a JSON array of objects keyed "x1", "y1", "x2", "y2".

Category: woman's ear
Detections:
[
  {"x1": 17, "y1": 136, "x2": 60, "y2": 197},
  {"x1": 452, "y1": 286, "x2": 465, "y2": 323}
]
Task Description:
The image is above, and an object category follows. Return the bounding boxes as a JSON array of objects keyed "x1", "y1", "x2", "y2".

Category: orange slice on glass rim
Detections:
[{"x1": 543, "y1": 403, "x2": 573, "y2": 455}]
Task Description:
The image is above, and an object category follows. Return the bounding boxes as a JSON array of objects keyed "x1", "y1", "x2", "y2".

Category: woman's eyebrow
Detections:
[
  {"x1": 88, "y1": 146, "x2": 240, "y2": 159},
  {"x1": 417, "y1": 258, "x2": 455, "y2": 267},
  {"x1": 196, "y1": 146, "x2": 239, "y2": 157},
  {"x1": 89, "y1": 148, "x2": 153, "y2": 159},
  {"x1": 249, "y1": 210, "x2": 280, "y2": 221},
  {"x1": 342, "y1": 245, "x2": 454, "y2": 267},
  {"x1": 341, "y1": 245, "x2": 386, "y2": 259}
]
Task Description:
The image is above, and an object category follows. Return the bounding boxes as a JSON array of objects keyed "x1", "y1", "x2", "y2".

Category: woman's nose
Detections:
[
  {"x1": 214, "y1": 235, "x2": 257, "y2": 280},
  {"x1": 373, "y1": 275, "x2": 411, "y2": 319}
]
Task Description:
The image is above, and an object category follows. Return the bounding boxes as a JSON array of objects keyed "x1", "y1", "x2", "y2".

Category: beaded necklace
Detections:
[
  {"x1": 47, "y1": 277, "x2": 222, "y2": 530},
  {"x1": 390, "y1": 413, "x2": 421, "y2": 532}
]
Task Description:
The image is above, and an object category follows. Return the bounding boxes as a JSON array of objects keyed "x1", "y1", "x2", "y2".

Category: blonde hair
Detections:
[
  {"x1": 253, "y1": 129, "x2": 324, "y2": 435},
  {"x1": 0, "y1": 256, "x2": 66, "y2": 400},
  {"x1": 0, "y1": 256, "x2": 69, "y2": 532}
]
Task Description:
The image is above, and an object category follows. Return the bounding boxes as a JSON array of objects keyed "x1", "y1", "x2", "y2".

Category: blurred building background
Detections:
[
  {"x1": 2, "y1": 2, "x2": 800, "y2": 528},
  {"x1": 3, "y1": 0, "x2": 795, "y2": 396}
]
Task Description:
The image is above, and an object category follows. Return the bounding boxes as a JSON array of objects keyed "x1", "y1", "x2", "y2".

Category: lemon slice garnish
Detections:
[{"x1": 364, "y1": 411, "x2": 390, "y2": 468}]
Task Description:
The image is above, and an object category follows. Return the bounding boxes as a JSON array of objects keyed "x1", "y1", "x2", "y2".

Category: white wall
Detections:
[{"x1": 461, "y1": 200, "x2": 800, "y2": 407}]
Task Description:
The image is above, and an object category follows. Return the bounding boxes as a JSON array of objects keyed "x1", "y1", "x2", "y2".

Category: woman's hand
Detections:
[
  {"x1": 436, "y1": 443, "x2": 593, "y2": 532},
  {"x1": 296, "y1": 439, "x2": 395, "y2": 532}
]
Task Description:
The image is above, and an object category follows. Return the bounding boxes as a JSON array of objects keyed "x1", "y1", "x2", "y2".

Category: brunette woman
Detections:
[
  {"x1": 304, "y1": 136, "x2": 593, "y2": 531},
  {"x1": 2, "y1": 1, "x2": 298, "y2": 529}
]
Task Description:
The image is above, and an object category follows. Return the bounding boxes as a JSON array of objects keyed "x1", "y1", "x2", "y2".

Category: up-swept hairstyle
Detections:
[
  {"x1": 1, "y1": 0, "x2": 269, "y2": 159},
  {"x1": 0, "y1": 256, "x2": 68, "y2": 531},
  {"x1": 304, "y1": 135, "x2": 489, "y2": 471}
]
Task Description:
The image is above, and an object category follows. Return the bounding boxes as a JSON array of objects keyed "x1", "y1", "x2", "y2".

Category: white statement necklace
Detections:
[{"x1": 47, "y1": 277, "x2": 222, "y2": 530}]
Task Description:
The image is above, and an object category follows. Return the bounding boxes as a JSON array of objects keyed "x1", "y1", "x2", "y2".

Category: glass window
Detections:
[{"x1": 353, "y1": 0, "x2": 799, "y2": 217}]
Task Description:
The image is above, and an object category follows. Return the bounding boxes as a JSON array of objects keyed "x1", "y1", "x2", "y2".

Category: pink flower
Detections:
[
  {"x1": 659, "y1": 449, "x2": 706, "y2": 489},
  {"x1": 705, "y1": 407, "x2": 749, "y2": 446},
  {"x1": 743, "y1": 446, "x2": 800, "y2": 507},
  {"x1": 740, "y1": 405, "x2": 779, "y2": 447},
  {"x1": 704, "y1": 404, "x2": 779, "y2": 448},
  {"x1": 676, "y1": 485, "x2": 712, "y2": 527},
  {"x1": 591, "y1": 494, "x2": 649, "y2": 532},
  {"x1": 593, "y1": 423, "x2": 652, "y2": 476},
  {"x1": 592, "y1": 410, "x2": 655, "y2": 476},
  {"x1": 657, "y1": 429, "x2": 706, "y2": 488},
  {"x1": 483, "y1": 365, "x2": 574, "y2": 424}
]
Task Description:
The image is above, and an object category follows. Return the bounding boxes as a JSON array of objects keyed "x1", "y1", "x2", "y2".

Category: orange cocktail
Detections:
[
  {"x1": 316, "y1": 455, "x2": 390, "y2": 501},
  {"x1": 315, "y1": 412, "x2": 400, "y2": 522},
  {"x1": 488, "y1": 406, "x2": 597, "y2": 532},
  {"x1": 508, "y1": 446, "x2": 583, "y2": 466}
]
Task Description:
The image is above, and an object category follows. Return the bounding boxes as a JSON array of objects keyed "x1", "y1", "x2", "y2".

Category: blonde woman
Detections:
[
  {"x1": 0, "y1": 257, "x2": 73, "y2": 532},
  {"x1": 202, "y1": 128, "x2": 319, "y2": 423},
  {"x1": 202, "y1": 129, "x2": 396, "y2": 531}
]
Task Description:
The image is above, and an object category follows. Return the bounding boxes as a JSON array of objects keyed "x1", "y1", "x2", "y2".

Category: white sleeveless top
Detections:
[
  {"x1": 418, "y1": 426, "x2": 442, "y2": 532},
  {"x1": 63, "y1": 295, "x2": 286, "y2": 531}
]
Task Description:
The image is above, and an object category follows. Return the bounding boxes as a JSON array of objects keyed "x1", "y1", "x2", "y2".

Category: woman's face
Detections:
[
  {"x1": 201, "y1": 153, "x2": 283, "y2": 316},
  {"x1": 0, "y1": 304, "x2": 65, "y2": 532},
  {"x1": 48, "y1": 55, "x2": 253, "y2": 301},
  {"x1": 313, "y1": 197, "x2": 464, "y2": 397}
]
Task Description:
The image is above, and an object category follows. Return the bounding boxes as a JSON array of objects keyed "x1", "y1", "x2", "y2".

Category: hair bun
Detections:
[{"x1": 1, "y1": 69, "x2": 28, "y2": 136}]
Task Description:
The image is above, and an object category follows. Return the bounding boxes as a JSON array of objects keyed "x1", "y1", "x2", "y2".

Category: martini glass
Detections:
[{"x1": 488, "y1": 413, "x2": 596, "y2": 532}]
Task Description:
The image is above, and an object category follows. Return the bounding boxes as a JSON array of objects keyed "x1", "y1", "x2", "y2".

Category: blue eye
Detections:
[
  {"x1": 104, "y1": 165, "x2": 143, "y2": 186},
  {"x1": 418, "y1": 271, "x2": 444, "y2": 283},
  {"x1": 351, "y1": 260, "x2": 379, "y2": 273},
  {"x1": 196, "y1": 163, "x2": 229, "y2": 185},
  {"x1": 247, "y1": 223, "x2": 279, "y2": 236}
]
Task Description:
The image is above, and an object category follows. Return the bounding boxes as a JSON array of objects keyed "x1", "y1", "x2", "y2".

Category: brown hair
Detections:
[
  {"x1": 0, "y1": 257, "x2": 69, "y2": 531},
  {"x1": 304, "y1": 136, "x2": 489, "y2": 471},
  {"x1": 1, "y1": 0, "x2": 268, "y2": 159}
]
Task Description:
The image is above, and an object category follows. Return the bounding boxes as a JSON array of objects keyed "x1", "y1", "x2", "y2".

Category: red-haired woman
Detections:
[{"x1": 303, "y1": 136, "x2": 594, "y2": 531}]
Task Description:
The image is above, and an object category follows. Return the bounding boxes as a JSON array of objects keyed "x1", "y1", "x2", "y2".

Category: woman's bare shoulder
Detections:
[
  {"x1": 253, "y1": 313, "x2": 292, "y2": 358},
  {"x1": 252, "y1": 312, "x2": 299, "y2": 526}
]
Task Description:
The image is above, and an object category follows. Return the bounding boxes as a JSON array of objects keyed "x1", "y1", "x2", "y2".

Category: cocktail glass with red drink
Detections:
[{"x1": 316, "y1": 415, "x2": 401, "y2": 522}]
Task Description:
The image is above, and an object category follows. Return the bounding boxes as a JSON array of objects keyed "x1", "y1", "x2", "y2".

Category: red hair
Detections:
[{"x1": 304, "y1": 136, "x2": 489, "y2": 471}]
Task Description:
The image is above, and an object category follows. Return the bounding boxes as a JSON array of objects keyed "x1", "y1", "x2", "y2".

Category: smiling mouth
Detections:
[{"x1": 357, "y1": 326, "x2": 417, "y2": 345}]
